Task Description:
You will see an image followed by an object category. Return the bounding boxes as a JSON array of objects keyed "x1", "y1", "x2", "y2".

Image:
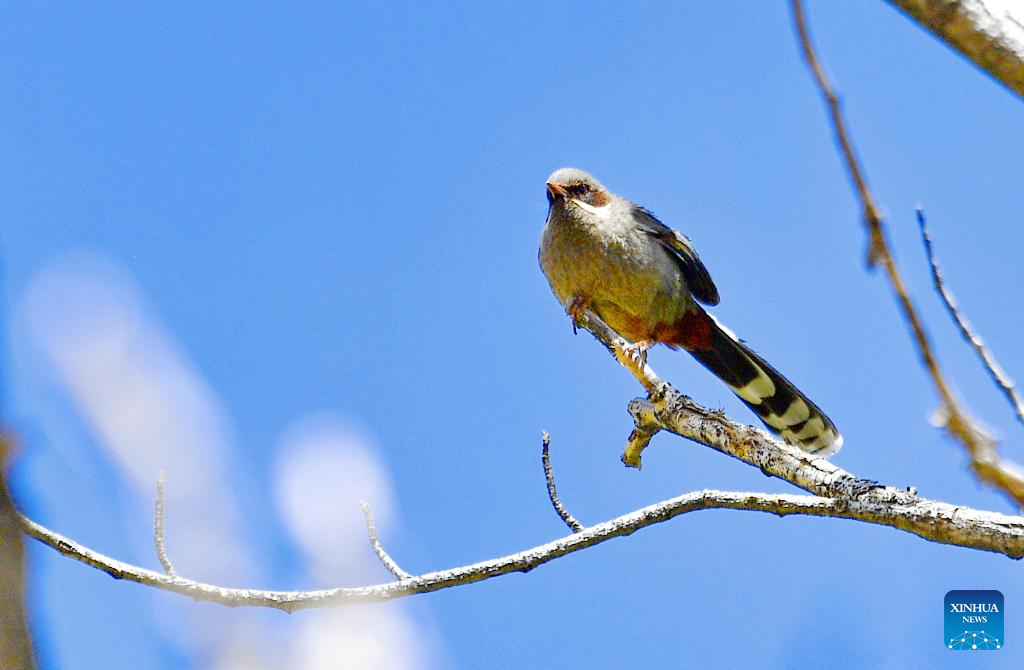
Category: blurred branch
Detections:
[
  {"x1": 791, "y1": 0, "x2": 1024, "y2": 508},
  {"x1": 792, "y1": 0, "x2": 887, "y2": 266},
  {"x1": 0, "y1": 435, "x2": 37, "y2": 669},
  {"x1": 885, "y1": 0, "x2": 1024, "y2": 99},
  {"x1": 542, "y1": 432, "x2": 584, "y2": 533}
]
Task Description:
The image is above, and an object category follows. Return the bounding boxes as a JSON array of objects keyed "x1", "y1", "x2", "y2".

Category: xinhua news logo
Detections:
[{"x1": 945, "y1": 590, "x2": 1003, "y2": 650}]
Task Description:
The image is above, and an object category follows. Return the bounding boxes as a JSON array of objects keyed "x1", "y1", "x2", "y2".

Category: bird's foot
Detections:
[
  {"x1": 623, "y1": 340, "x2": 652, "y2": 364},
  {"x1": 567, "y1": 295, "x2": 590, "y2": 335}
]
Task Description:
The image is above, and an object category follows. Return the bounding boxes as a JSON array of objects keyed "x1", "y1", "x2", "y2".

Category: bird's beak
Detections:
[{"x1": 546, "y1": 182, "x2": 568, "y2": 201}]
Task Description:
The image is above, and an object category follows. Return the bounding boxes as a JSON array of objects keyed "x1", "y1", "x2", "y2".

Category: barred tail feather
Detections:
[{"x1": 677, "y1": 310, "x2": 842, "y2": 456}]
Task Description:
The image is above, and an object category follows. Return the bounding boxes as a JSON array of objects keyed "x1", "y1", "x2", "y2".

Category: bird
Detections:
[{"x1": 539, "y1": 167, "x2": 842, "y2": 456}]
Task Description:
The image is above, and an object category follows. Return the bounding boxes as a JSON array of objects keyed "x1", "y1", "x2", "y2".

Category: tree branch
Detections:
[
  {"x1": 623, "y1": 397, "x2": 663, "y2": 469},
  {"x1": 542, "y1": 432, "x2": 584, "y2": 533},
  {"x1": 18, "y1": 480, "x2": 1024, "y2": 612},
  {"x1": 885, "y1": 0, "x2": 1024, "y2": 99},
  {"x1": 916, "y1": 207, "x2": 1024, "y2": 427},
  {"x1": 575, "y1": 308, "x2": 869, "y2": 497},
  {"x1": 792, "y1": 0, "x2": 887, "y2": 267},
  {"x1": 915, "y1": 208, "x2": 1024, "y2": 504},
  {"x1": 360, "y1": 501, "x2": 411, "y2": 581},
  {"x1": 153, "y1": 471, "x2": 176, "y2": 577},
  {"x1": 19, "y1": 312, "x2": 1024, "y2": 609},
  {"x1": 792, "y1": 0, "x2": 1024, "y2": 508}
]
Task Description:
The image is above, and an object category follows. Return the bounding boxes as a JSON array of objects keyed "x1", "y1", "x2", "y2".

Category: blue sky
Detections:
[{"x1": 3, "y1": 2, "x2": 1024, "y2": 668}]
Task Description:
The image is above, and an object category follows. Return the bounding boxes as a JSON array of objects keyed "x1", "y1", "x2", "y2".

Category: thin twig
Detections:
[
  {"x1": 916, "y1": 207, "x2": 1024, "y2": 426},
  {"x1": 154, "y1": 471, "x2": 175, "y2": 577},
  {"x1": 791, "y1": 0, "x2": 1024, "y2": 508},
  {"x1": 359, "y1": 501, "x2": 410, "y2": 581},
  {"x1": 541, "y1": 432, "x2": 584, "y2": 533}
]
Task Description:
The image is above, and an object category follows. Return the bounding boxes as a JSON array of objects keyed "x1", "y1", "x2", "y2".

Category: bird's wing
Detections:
[{"x1": 634, "y1": 207, "x2": 720, "y2": 306}]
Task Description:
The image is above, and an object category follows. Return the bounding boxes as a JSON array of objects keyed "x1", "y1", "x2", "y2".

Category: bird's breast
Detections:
[{"x1": 540, "y1": 215, "x2": 687, "y2": 341}]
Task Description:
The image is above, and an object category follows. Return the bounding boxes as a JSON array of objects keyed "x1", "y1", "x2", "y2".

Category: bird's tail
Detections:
[{"x1": 664, "y1": 308, "x2": 842, "y2": 455}]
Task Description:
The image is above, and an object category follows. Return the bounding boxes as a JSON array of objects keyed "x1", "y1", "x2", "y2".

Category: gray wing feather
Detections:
[{"x1": 634, "y1": 207, "x2": 720, "y2": 306}]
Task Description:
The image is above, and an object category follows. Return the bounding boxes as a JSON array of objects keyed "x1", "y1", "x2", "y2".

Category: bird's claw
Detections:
[
  {"x1": 623, "y1": 340, "x2": 651, "y2": 364},
  {"x1": 567, "y1": 295, "x2": 589, "y2": 335}
]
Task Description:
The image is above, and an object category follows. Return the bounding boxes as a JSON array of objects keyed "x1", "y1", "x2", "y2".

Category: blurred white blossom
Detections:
[
  {"x1": 20, "y1": 254, "x2": 435, "y2": 669},
  {"x1": 274, "y1": 417, "x2": 431, "y2": 669},
  {"x1": 23, "y1": 254, "x2": 249, "y2": 582}
]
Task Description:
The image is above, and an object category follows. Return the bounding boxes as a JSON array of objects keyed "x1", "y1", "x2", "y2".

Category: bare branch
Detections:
[
  {"x1": 886, "y1": 0, "x2": 1024, "y2": 99},
  {"x1": 791, "y1": 0, "x2": 1024, "y2": 508},
  {"x1": 359, "y1": 500, "x2": 411, "y2": 581},
  {"x1": 541, "y1": 432, "x2": 584, "y2": 533},
  {"x1": 792, "y1": 0, "x2": 887, "y2": 266},
  {"x1": 154, "y1": 471, "x2": 176, "y2": 577},
  {"x1": 622, "y1": 398, "x2": 663, "y2": 469},
  {"x1": 916, "y1": 208, "x2": 1024, "y2": 503},
  {"x1": 19, "y1": 484, "x2": 1024, "y2": 611},
  {"x1": 916, "y1": 207, "x2": 1024, "y2": 426},
  {"x1": 576, "y1": 310, "x2": 860, "y2": 494},
  {"x1": 18, "y1": 314, "x2": 1024, "y2": 608}
]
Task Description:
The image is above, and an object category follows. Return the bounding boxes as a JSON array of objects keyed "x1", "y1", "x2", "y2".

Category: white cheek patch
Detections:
[{"x1": 571, "y1": 199, "x2": 611, "y2": 218}]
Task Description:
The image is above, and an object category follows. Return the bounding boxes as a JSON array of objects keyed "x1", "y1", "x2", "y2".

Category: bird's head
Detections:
[{"x1": 545, "y1": 168, "x2": 613, "y2": 216}]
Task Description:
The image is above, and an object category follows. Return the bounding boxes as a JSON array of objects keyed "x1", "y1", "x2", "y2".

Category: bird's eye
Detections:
[{"x1": 570, "y1": 183, "x2": 590, "y2": 196}]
